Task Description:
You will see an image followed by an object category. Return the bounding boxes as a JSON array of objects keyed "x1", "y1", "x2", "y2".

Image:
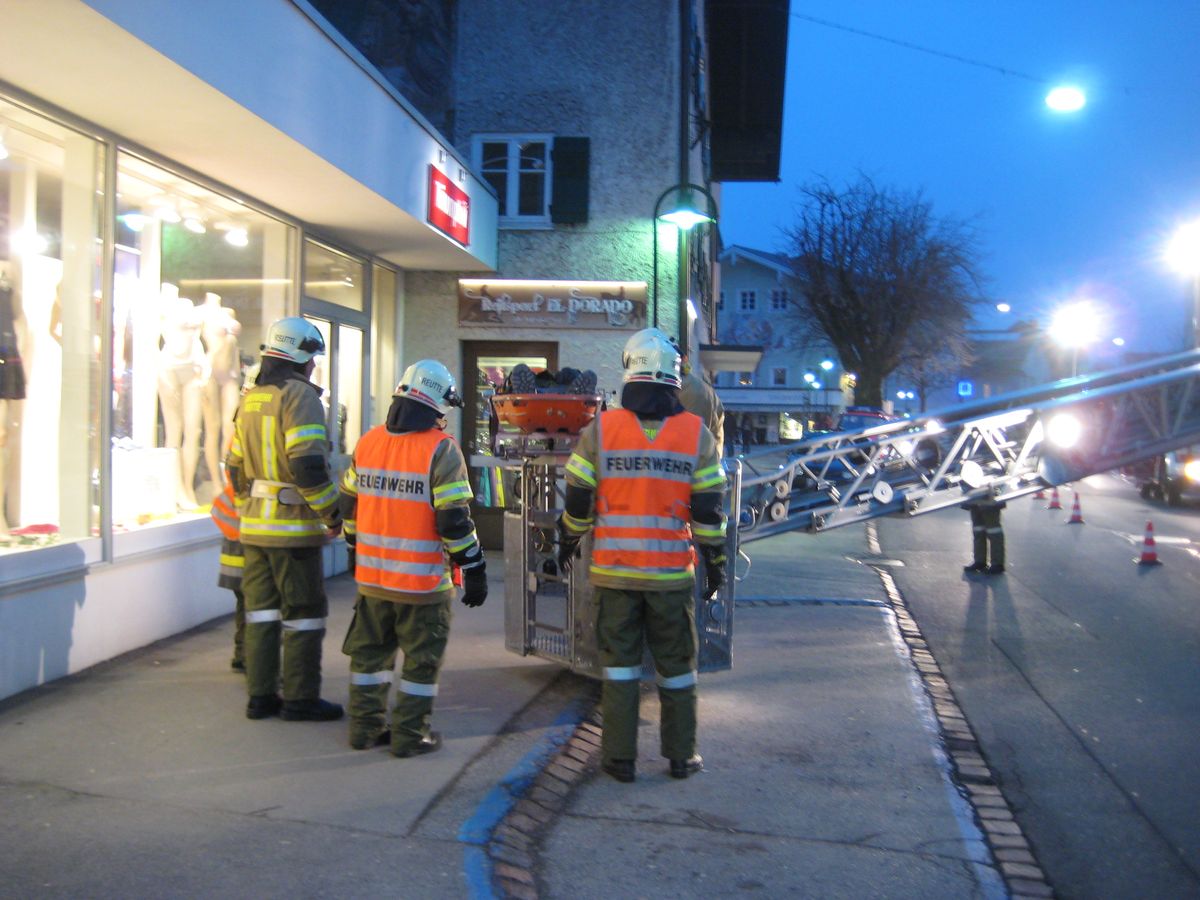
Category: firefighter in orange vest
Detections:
[
  {"x1": 557, "y1": 329, "x2": 727, "y2": 783},
  {"x1": 210, "y1": 470, "x2": 246, "y2": 671},
  {"x1": 339, "y1": 359, "x2": 487, "y2": 756},
  {"x1": 226, "y1": 317, "x2": 344, "y2": 722}
]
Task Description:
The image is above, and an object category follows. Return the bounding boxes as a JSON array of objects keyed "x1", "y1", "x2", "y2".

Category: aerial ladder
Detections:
[{"x1": 484, "y1": 350, "x2": 1200, "y2": 676}]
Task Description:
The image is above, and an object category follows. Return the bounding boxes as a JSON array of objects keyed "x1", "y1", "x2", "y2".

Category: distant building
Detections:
[{"x1": 714, "y1": 245, "x2": 846, "y2": 446}]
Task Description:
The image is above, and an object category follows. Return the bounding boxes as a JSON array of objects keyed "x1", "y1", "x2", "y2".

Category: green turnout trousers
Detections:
[
  {"x1": 969, "y1": 505, "x2": 1005, "y2": 567},
  {"x1": 241, "y1": 544, "x2": 328, "y2": 701},
  {"x1": 595, "y1": 586, "x2": 699, "y2": 765},
  {"x1": 342, "y1": 595, "x2": 452, "y2": 750}
]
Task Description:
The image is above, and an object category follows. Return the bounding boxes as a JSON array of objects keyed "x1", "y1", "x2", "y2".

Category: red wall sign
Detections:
[{"x1": 427, "y1": 165, "x2": 470, "y2": 245}]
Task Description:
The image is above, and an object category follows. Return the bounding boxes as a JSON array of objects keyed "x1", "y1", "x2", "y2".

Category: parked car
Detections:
[
  {"x1": 1133, "y1": 446, "x2": 1200, "y2": 506},
  {"x1": 836, "y1": 406, "x2": 900, "y2": 433}
]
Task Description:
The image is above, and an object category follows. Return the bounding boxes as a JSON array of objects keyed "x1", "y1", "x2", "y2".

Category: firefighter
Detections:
[
  {"x1": 962, "y1": 495, "x2": 1006, "y2": 575},
  {"x1": 209, "y1": 468, "x2": 246, "y2": 671},
  {"x1": 339, "y1": 360, "x2": 487, "y2": 756},
  {"x1": 225, "y1": 317, "x2": 344, "y2": 721},
  {"x1": 557, "y1": 328, "x2": 727, "y2": 783}
]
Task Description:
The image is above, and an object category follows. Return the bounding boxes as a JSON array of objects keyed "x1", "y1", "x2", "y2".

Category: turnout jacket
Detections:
[
  {"x1": 226, "y1": 372, "x2": 339, "y2": 547},
  {"x1": 209, "y1": 471, "x2": 245, "y2": 588},
  {"x1": 562, "y1": 407, "x2": 726, "y2": 592},
  {"x1": 340, "y1": 426, "x2": 479, "y2": 605}
]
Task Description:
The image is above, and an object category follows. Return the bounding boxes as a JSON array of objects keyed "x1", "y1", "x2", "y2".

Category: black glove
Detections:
[
  {"x1": 700, "y1": 545, "x2": 727, "y2": 599},
  {"x1": 460, "y1": 562, "x2": 488, "y2": 608},
  {"x1": 346, "y1": 546, "x2": 356, "y2": 571},
  {"x1": 556, "y1": 518, "x2": 582, "y2": 574}
]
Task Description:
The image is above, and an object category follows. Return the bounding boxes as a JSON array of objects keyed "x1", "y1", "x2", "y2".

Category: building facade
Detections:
[{"x1": 0, "y1": 0, "x2": 788, "y2": 698}]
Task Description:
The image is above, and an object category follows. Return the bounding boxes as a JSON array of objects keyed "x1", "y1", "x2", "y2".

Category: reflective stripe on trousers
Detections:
[
  {"x1": 399, "y1": 679, "x2": 438, "y2": 697},
  {"x1": 604, "y1": 665, "x2": 642, "y2": 681},
  {"x1": 282, "y1": 617, "x2": 326, "y2": 631},
  {"x1": 350, "y1": 670, "x2": 394, "y2": 686},
  {"x1": 656, "y1": 670, "x2": 697, "y2": 690}
]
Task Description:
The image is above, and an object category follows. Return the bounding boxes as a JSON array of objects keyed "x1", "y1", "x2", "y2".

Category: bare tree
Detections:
[
  {"x1": 783, "y1": 175, "x2": 984, "y2": 408},
  {"x1": 896, "y1": 325, "x2": 974, "y2": 413}
]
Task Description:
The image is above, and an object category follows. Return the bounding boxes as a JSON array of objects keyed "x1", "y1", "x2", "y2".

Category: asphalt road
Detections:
[{"x1": 876, "y1": 473, "x2": 1200, "y2": 900}]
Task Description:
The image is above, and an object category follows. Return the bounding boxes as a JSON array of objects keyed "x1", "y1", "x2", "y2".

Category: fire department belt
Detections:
[{"x1": 250, "y1": 480, "x2": 304, "y2": 505}]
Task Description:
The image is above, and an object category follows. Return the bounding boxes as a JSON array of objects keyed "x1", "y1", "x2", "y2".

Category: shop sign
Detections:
[
  {"x1": 458, "y1": 279, "x2": 648, "y2": 330},
  {"x1": 428, "y1": 165, "x2": 470, "y2": 245}
]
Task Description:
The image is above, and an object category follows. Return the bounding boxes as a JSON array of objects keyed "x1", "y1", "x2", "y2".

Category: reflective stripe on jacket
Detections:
[
  {"x1": 351, "y1": 427, "x2": 453, "y2": 595},
  {"x1": 592, "y1": 408, "x2": 702, "y2": 583},
  {"x1": 228, "y1": 376, "x2": 335, "y2": 547}
]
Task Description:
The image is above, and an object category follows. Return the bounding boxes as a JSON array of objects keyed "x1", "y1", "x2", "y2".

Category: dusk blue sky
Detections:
[{"x1": 720, "y1": 2, "x2": 1200, "y2": 356}]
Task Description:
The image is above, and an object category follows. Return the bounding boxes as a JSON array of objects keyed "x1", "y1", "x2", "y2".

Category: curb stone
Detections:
[
  {"x1": 869, "y1": 532, "x2": 1057, "y2": 900},
  {"x1": 488, "y1": 691, "x2": 603, "y2": 899}
]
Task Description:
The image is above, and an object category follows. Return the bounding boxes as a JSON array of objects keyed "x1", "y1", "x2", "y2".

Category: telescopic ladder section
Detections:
[{"x1": 735, "y1": 350, "x2": 1200, "y2": 544}]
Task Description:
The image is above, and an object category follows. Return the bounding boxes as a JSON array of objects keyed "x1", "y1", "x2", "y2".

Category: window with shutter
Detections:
[{"x1": 550, "y1": 137, "x2": 589, "y2": 225}]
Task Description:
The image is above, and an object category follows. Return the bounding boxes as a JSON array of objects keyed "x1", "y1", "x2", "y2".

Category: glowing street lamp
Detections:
[
  {"x1": 1048, "y1": 300, "x2": 1101, "y2": 377},
  {"x1": 1045, "y1": 85, "x2": 1086, "y2": 113},
  {"x1": 1165, "y1": 219, "x2": 1200, "y2": 348},
  {"x1": 652, "y1": 183, "x2": 717, "y2": 355}
]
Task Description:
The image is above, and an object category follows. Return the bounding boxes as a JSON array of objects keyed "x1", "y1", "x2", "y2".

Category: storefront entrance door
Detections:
[{"x1": 462, "y1": 340, "x2": 558, "y2": 549}]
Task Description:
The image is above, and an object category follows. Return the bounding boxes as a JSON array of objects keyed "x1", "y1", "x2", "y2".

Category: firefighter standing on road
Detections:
[
  {"x1": 339, "y1": 360, "x2": 487, "y2": 757},
  {"x1": 557, "y1": 329, "x2": 727, "y2": 783},
  {"x1": 226, "y1": 317, "x2": 344, "y2": 722},
  {"x1": 962, "y1": 495, "x2": 1006, "y2": 575}
]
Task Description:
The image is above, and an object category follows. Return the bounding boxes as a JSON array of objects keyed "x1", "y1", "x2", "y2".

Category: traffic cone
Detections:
[
  {"x1": 1067, "y1": 491, "x2": 1084, "y2": 524},
  {"x1": 1047, "y1": 487, "x2": 1062, "y2": 510},
  {"x1": 1033, "y1": 487, "x2": 1046, "y2": 500},
  {"x1": 1137, "y1": 520, "x2": 1161, "y2": 565}
]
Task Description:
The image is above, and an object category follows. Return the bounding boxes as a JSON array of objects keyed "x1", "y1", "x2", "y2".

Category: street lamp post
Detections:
[{"x1": 652, "y1": 183, "x2": 717, "y2": 357}]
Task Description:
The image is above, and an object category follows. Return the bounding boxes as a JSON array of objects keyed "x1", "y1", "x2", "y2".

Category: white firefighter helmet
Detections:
[
  {"x1": 621, "y1": 328, "x2": 682, "y2": 387},
  {"x1": 394, "y1": 359, "x2": 463, "y2": 414},
  {"x1": 260, "y1": 317, "x2": 326, "y2": 364}
]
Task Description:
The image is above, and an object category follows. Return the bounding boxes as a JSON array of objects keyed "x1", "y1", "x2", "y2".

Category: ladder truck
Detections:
[{"x1": 479, "y1": 350, "x2": 1200, "y2": 676}]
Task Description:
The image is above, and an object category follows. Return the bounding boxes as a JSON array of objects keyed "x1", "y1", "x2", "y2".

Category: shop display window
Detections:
[
  {"x1": 0, "y1": 98, "x2": 104, "y2": 555},
  {"x1": 112, "y1": 153, "x2": 295, "y2": 530}
]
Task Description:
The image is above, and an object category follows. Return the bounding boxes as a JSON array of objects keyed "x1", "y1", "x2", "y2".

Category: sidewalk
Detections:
[{"x1": 0, "y1": 525, "x2": 1011, "y2": 899}]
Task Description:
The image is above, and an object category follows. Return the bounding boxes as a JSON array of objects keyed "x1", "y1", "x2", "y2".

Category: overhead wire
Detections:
[{"x1": 791, "y1": 12, "x2": 1049, "y2": 85}]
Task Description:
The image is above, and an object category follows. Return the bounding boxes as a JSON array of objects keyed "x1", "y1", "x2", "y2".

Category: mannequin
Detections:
[
  {"x1": 0, "y1": 260, "x2": 29, "y2": 535},
  {"x1": 200, "y1": 292, "x2": 242, "y2": 493},
  {"x1": 157, "y1": 283, "x2": 205, "y2": 509}
]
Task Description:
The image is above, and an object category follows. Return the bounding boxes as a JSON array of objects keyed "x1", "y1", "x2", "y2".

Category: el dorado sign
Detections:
[{"x1": 458, "y1": 280, "x2": 648, "y2": 330}]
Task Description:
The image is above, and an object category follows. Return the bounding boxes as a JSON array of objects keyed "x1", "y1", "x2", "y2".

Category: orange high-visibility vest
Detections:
[
  {"x1": 352, "y1": 427, "x2": 452, "y2": 594},
  {"x1": 591, "y1": 408, "x2": 702, "y2": 582},
  {"x1": 210, "y1": 474, "x2": 240, "y2": 541}
]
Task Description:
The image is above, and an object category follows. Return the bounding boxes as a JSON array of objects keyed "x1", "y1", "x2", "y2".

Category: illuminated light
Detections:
[
  {"x1": 657, "y1": 188, "x2": 715, "y2": 230},
  {"x1": 812, "y1": 380, "x2": 822, "y2": 390},
  {"x1": 224, "y1": 227, "x2": 249, "y2": 247},
  {"x1": 1045, "y1": 85, "x2": 1086, "y2": 112},
  {"x1": 1112, "y1": 337, "x2": 1125, "y2": 347},
  {"x1": 996, "y1": 302, "x2": 1011, "y2": 313},
  {"x1": 896, "y1": 390, "x2": 906, "y2": 399},
  {"x1": 10, "y1": 229, "x2": 48, "y2": 255},
  {"x1": 1184, "y1": 459, "x2": 1200, "y2": 482},
  {"x1": 1049, "y1": 301, "x2": 1100, "y2": 348},
  {"x1": 183, "y1": 217, "x2": 206, "y2": 234},
  {"x1": 820, "y1": 359, "x2": 834, "y2": 371},
  {"x1": 1165, "y1": 220, "x2": 1200, "y2": 276},
  {"x1": 0, "y1": 141, "x2": 8, "y2": 161},
  {"x1": 120, "y1": 213, "x2": 149, "y2": 232},
  {"x1": 1046, "y1": 413, "x2": 1082, "y2": 449},
  {"x1": 803, "y1": 372, "x2": 816, "y2": 383}
]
